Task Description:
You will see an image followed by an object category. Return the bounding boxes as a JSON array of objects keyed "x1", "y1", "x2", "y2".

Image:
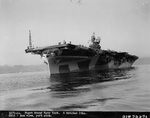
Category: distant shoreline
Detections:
[
  {"x1": 0, "y1": 57, "x2": 149, "y2": 74},
  {"x1": 0, "y1": 64, "x2": 48, "y2": 74},
  {"x1": 0, "y1": 59, "x2": 150, "y2": 74}
]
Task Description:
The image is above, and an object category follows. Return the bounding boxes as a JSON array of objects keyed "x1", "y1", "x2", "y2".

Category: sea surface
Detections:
[{"x1": 0, "y1": 65, "x2": 150, "y2": 111}]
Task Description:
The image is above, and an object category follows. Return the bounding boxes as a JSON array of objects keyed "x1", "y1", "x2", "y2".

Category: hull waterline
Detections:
[{"x1": 47, "y1": 55, "x2": 138, "y2": 75}]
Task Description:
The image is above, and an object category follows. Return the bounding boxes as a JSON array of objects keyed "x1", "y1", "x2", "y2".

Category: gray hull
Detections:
[{"x1": 47, "y1": 55, "x2": 136, "y2": 75}]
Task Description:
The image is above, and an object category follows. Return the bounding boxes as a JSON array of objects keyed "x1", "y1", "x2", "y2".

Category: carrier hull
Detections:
[{"x1": 47, "y1": 55, "x2": 137, "y2": 75}]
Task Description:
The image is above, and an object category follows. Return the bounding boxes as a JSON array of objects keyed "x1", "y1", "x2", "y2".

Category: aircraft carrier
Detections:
[{"x1": 25, "y1": 31, "x2": 138, "y2": 75}]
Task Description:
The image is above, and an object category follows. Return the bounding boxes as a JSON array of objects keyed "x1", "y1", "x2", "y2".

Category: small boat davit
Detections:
[{"x1": 25, "y1": 31, "x2": 138, "y2": 75}]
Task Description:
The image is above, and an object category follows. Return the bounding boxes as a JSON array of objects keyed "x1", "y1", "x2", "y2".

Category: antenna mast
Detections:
[{"x1": 29, "y1": 30, "x2": 32, "y2": 49}]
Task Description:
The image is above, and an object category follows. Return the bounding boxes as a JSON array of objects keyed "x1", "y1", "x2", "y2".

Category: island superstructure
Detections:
[{"x1": 25, "y1": 31, "x2": 138, "y2": 75}]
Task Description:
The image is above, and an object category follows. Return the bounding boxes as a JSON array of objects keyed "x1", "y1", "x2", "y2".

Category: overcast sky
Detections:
[{"x1": 0, "y1": 0, "x2": 150, "y2": 66}]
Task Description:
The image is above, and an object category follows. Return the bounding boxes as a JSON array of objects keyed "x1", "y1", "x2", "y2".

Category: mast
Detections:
[{"x1": 29, "y1": 30, "x2": 32, "y2": 49}]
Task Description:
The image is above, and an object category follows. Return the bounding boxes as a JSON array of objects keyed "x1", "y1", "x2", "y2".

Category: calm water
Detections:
[{"x1": 0, "y1": 65, "x2": 150, "y2": 111}]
